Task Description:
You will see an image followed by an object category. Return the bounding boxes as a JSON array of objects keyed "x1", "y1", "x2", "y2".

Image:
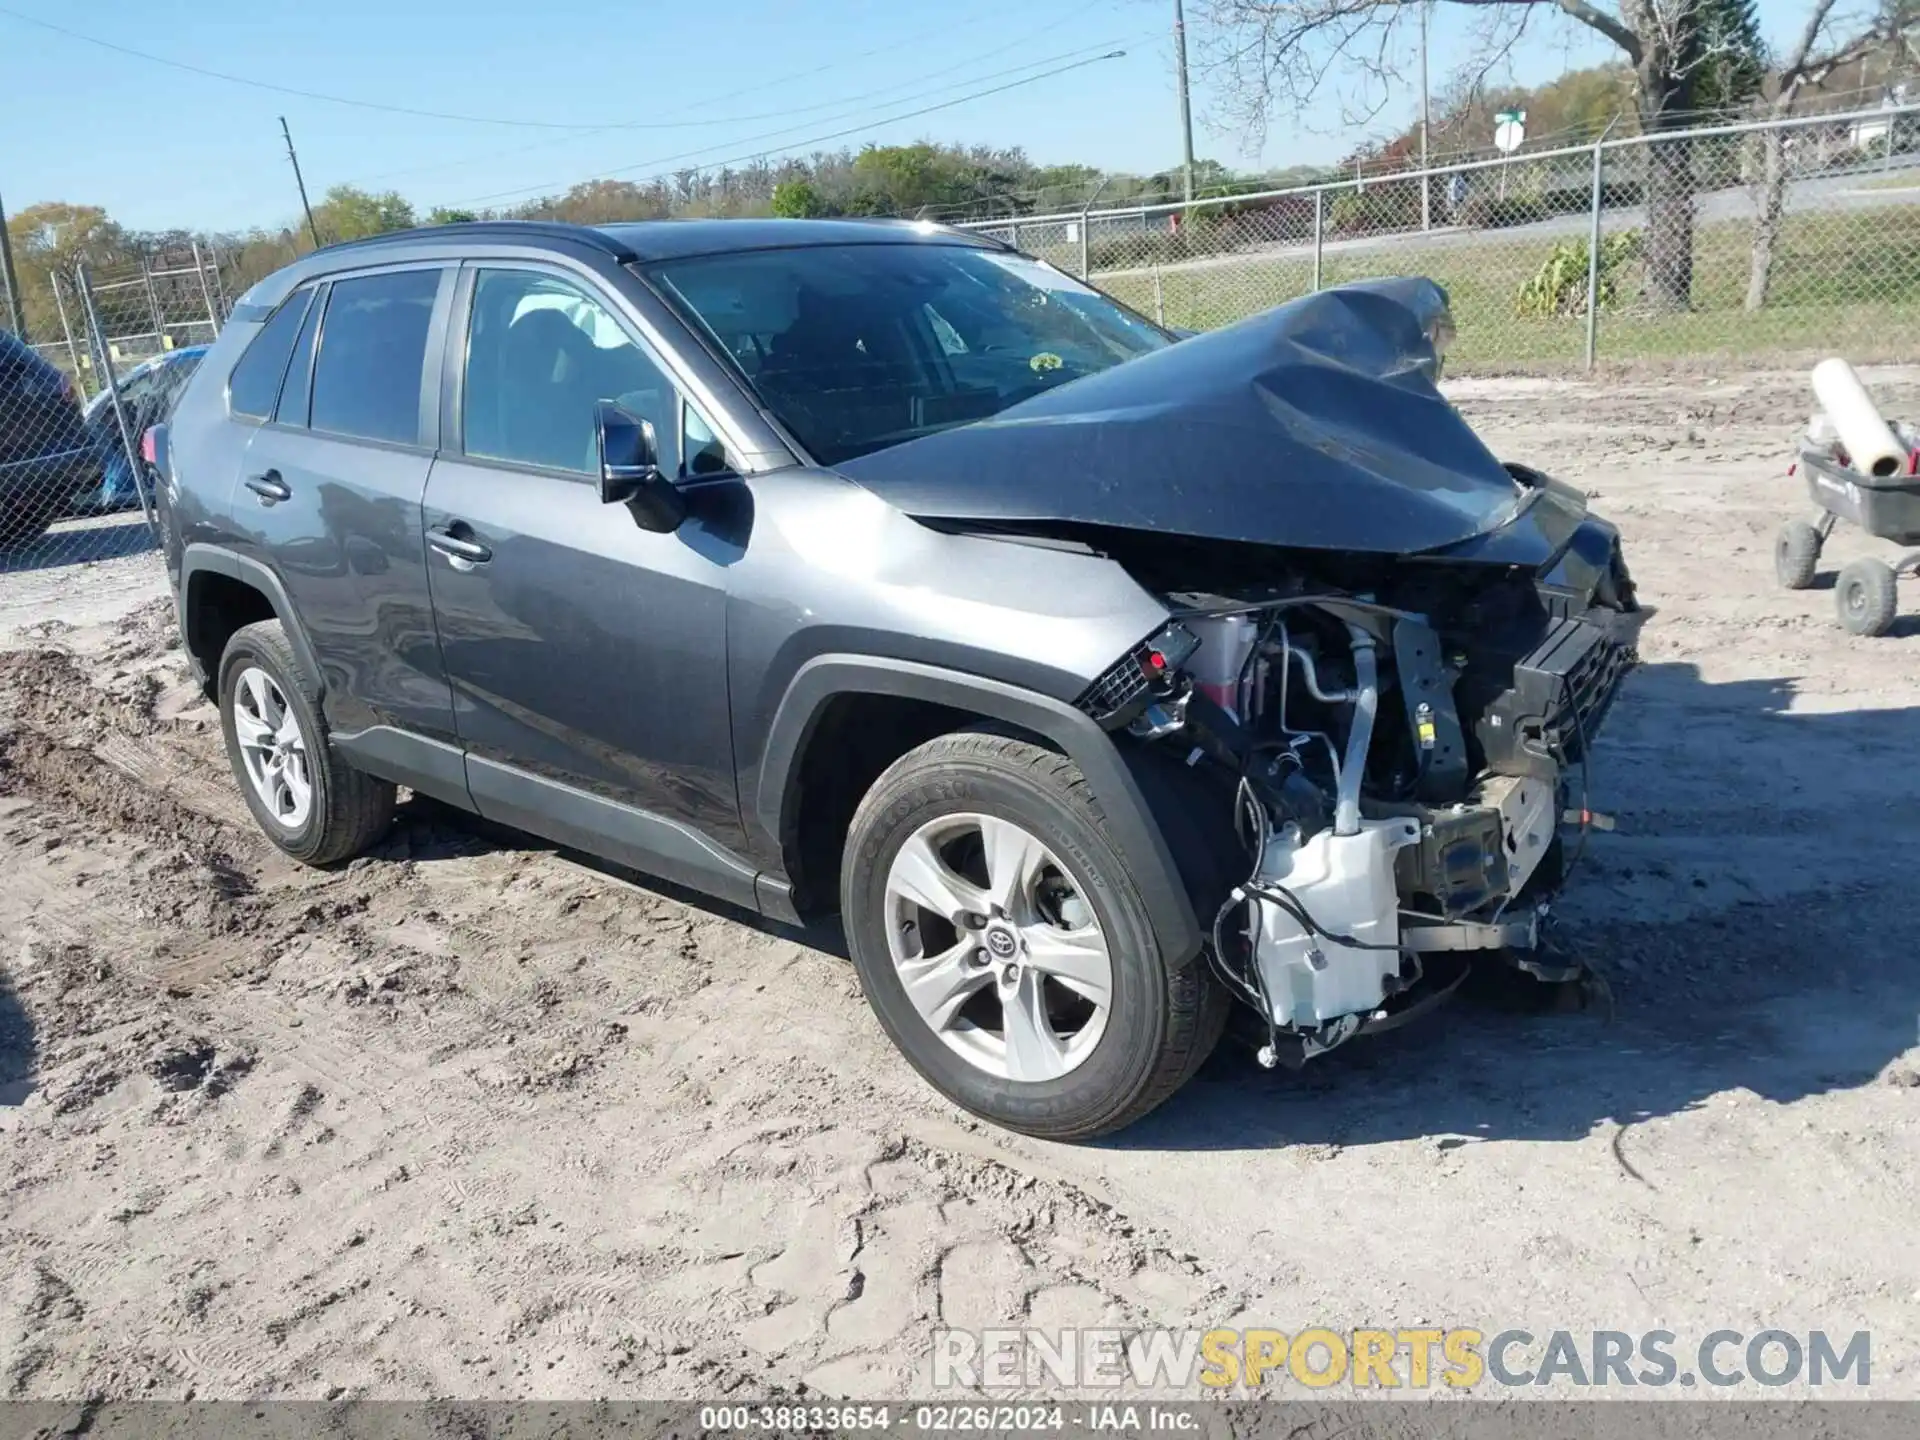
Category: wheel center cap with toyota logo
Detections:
[{"x1": 984, "y1": 925, "x2": 1019, "y2": 960}]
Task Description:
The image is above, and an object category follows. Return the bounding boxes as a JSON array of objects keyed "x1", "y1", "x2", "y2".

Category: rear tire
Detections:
[
  {"x1": 1773, "y1": 520, "x2": 1821, "y2": 590},
  {"x1": 1835, "y1": 558, "x2": 1898, "y2": 637},
  {"x1": 841, "y1": 730, "x2": 1223, "y2": 1141},
  {"x1": 218, "y1": 620, "x2": 395, "y2": 864}
]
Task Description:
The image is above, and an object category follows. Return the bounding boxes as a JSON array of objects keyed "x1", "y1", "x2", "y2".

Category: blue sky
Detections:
[{"x1": 0, "y1": 0, "x2": 1815, "y2": 234}]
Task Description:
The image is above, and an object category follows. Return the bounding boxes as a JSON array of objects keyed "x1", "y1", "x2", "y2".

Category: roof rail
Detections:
[
  {"x1": 839, "y1": 215, "x2": 1014, "y2": 251},
  {"x1": 314, "y1": 220, "x2": 639, "y2": 263}
]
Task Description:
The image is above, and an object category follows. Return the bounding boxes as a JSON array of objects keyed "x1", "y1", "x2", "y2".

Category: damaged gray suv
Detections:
[{"x1": 151, "y1": 219, "x2": 1638, "y2": 1140}]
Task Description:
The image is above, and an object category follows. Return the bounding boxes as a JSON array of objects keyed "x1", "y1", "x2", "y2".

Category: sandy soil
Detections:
[{"x1": 1, "y1": 369, "x2": 1917, "y2": 1403}]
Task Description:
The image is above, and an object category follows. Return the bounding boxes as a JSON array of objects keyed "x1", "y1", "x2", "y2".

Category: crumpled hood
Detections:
[{"x1": 834, "y1": 277, "x2": 1528, "y2": 556}]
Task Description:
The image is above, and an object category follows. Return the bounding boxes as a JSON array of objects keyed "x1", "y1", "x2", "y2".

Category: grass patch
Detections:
[
  {"x1": 1095, "y1": 201, "x2": 1920, "y2": 372},
  {"x1": 1855, "y1": 171, "x2": 1920, "y2": 191}
]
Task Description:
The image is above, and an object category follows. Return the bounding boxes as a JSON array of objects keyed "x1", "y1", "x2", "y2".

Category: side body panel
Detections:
[
  {"x1": 164, "y1": 231, "x2": 1207, "y2": 963},
  {"x1": 422, "y1": 258, "x2": 762, "y2": 861},
  {"x1": 158, "y1": 320, "x2": 260, "y2": 607},
  {"x1": 751, "y1": 651, "x2": 1206, "y2": 963},
  {"x1": 420, "y1": 458, "x2": 748, "y2": 853},
  {"x1": 227, "y1": 263, "x2": 457, "y2": 742},
  {"x1": 724, "y1": 465, "x2": 1173, "y2": 847},
  {"x1": 718, "y1": 466, "x2": 1203, "y2": 959},
  {"x1": 235, "y1": 423, "x2": 450, "y2": 740}
]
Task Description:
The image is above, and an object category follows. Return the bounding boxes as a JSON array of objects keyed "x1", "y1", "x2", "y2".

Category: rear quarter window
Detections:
[{"x1": 227, "y1": 289, "x2": 315, "y2": 420}]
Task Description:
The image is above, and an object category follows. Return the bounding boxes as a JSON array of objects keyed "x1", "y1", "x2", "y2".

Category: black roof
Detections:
[
  {"x1": 596, "y1": 217, "x2": 1002, "y2": 261},
  {"x1": 314, "y1": 216, "x2": 1000, "y2": 265},
  {"x1": 234, "y1": 216, "x2": 1008, "y2": 313}
]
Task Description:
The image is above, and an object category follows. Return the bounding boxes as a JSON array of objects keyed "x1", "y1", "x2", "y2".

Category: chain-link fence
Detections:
[
  {"x1": 1, "y1": 249, "x2": 222, "y2": 573},
  {"x1": 5, "y1": 100, "x2": 1914, "y2": 574},
  {"x1": 963, "y1": 100, "x2": 1920, "y2": 375}
]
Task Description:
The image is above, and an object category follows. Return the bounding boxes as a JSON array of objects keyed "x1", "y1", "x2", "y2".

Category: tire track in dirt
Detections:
[
  {"x1": 0, "y1": 631, "x2": 1215, "y2": 1401},
  {"x1": 11, "y1": 377, "x2": 1917, "y2": 1400}
]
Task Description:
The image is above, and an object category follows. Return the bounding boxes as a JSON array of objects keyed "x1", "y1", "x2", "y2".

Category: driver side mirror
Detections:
[{"x1": 596, "y1": 399, "x2": 685, "y2": 534}]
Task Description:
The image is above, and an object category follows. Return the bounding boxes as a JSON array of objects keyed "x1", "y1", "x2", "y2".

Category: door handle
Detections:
[
  {"x1": 427, "y1": 525, "x2": 492, "y2": 568},
  {"x1": 244, "y1": 470, "x2": 291, "y2": 505}
]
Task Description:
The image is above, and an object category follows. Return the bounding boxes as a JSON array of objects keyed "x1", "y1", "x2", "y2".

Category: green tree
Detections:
[
  {"x1": 770, "y1": 180, "x2": 830, "y2": 218},
  {"x1": 427, "y1": 207, "x2": 478, "y2": 225},
  {"x1": 4, "y1": 201, "x2": 133, "y2": 346},
  {"x1": 1188, "y1": 158, "x2": 1236, "y2": 196},
  {"x1": 226, "y1": 230, "x2": 303, "y2": 295},
  {"x1": 310, "y1": 185, "x2": 416, "y2": 243},
  {"x1": 515, "y1": 179, "x2": 669, "y2": 225},
  {"x1": 6, "y1": 201, "x2": 128, "y2": 267},
  {"x1": 850, "y1": 143, "x2": 980, "y2": 213},
  {"x1": 1695, "y1": 0, "x2": 1769, "y2": 112}
]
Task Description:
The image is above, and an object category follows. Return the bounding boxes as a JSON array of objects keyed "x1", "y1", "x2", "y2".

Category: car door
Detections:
[
  {"x1": 83, "y1": 360, "x2": 161, "y2": 507},
  {"x1": 98, "y1": 358, "x2": 197, "y2": 509},
  {"x1": 229, "y1": 263, "x2": 462, "y2": 760},
  {"x1": 422, "y1": 262, "x2": 750, "y2": 892}
]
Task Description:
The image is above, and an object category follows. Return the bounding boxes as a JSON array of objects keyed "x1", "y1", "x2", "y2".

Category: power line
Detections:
[
  {"x1": 733, "y1": 0, "x2": 1093, "y2": 98},
  {"x1": 462, "y1": 48, "x2": 1132, "y2": 208},
  {"x1": 451, "y1": 48, "x2": 1134, "y2": 207},
  {"x1": 692, "y1": 0, "x2": 1112, "y2": 133},
  {"x1": 0, "y1": 1, "x2": 1106, "y2": 133},
  {"x1": 353, "y1": 23, "x2": 1135, "y2": 188},
  {"x1": 0, "y1": 5, "x2": 585, "y2": 127}
]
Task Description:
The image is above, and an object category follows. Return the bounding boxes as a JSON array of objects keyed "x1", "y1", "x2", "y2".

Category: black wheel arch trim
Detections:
[
  {"x1": 179, "y1": 544, "x2": 323, "y2": 693},
  {"x1": 754, "y1": 654, "x2": 1203, "y2": 966}
]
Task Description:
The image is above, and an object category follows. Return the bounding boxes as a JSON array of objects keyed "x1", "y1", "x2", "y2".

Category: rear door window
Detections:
[
  {"x1": 310, "y1": 269, "x2": 442, "y2": 446},
  {"x1": 227, "y1": 289, "x2": 314, "y2": 419}
]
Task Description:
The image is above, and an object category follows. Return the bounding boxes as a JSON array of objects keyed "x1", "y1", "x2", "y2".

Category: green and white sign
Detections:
[{"x1": 1494, "y1": 109, "x2": 1527, "y2": 154}]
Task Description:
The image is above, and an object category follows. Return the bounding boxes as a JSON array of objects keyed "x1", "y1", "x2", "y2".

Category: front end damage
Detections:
[
  {"x1": 1078, "y1": 524, "x2": 1639, "y2": 1063},
  {"x1": 838, "y1": 275, "x2": 1642, "y2": 1064}
]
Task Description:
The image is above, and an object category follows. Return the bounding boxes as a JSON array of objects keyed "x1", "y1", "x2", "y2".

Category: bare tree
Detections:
[
  {"x1": 1746, "y1": 0, "x2": 1916, "y2": 308},
  {"x1": 1199, "y1": 0, "x2": 1763, "y2": 309}
]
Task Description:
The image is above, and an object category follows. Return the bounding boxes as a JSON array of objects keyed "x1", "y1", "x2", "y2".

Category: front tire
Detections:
[
  {"x1": 841, "y1": 731, "x2": 1223, "y2": 1141},
  {"x1": 218, "y1": 620, "x2": 395, "y2": 864}
]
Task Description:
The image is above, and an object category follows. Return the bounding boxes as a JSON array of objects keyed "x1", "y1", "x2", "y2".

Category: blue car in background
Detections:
[{"x1": 76, "y1": 345, "x2": 208, "y2": 513}]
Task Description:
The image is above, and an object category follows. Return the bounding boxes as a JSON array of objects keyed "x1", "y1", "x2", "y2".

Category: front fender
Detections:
[{"x1": 755, "y1": 654, "x2": 1203, "y2": 967}]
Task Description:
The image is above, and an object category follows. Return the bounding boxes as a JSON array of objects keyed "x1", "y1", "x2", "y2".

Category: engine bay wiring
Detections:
[{"x1": 1116, "y1": 561, "x2": 1635, "y2": 1063}]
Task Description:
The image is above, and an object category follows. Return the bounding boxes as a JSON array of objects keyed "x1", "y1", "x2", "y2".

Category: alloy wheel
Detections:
[
  {"x1": 882, "y1": 812, "x2": 1113, "y2": 1082},
  {"x1": 231, "y1": 665, "x2": 312, "y2": 830}
]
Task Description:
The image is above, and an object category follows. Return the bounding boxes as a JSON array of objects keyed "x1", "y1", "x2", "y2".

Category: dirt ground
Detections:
[{"x1": 2, "y1": 368, "x2": 1917, "y2": 1404}]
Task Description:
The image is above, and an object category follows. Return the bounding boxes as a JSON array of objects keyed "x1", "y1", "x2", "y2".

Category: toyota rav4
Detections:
[{"x1": 151, "y1": 218, "x2": 1638, "y2": 1140}]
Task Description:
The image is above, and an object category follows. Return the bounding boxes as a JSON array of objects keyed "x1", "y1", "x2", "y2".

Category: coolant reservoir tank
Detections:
[{"x1": 1252, "y1": 818, "x2": 1421, "y2": 1028}]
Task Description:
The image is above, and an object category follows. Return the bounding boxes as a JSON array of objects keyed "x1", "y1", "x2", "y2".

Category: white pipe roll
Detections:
[{"x1": 1812, "y1": 358, "x2": 1905, "y2": 479}]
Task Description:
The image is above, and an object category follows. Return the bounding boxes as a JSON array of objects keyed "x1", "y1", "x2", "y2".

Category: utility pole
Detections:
[
  {"x1": 280, "y1": 117, "x2": 322, "y2": 250},
  {"x1": 0, "y1": 188, "x2": 27, "y2": 340},
  {"x1": 1172, "y1": 0, "x2": 1197, "y2": 205},
  {"x1": 1418, "y1": 1, "x2": 1432, "y2": 230}
]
